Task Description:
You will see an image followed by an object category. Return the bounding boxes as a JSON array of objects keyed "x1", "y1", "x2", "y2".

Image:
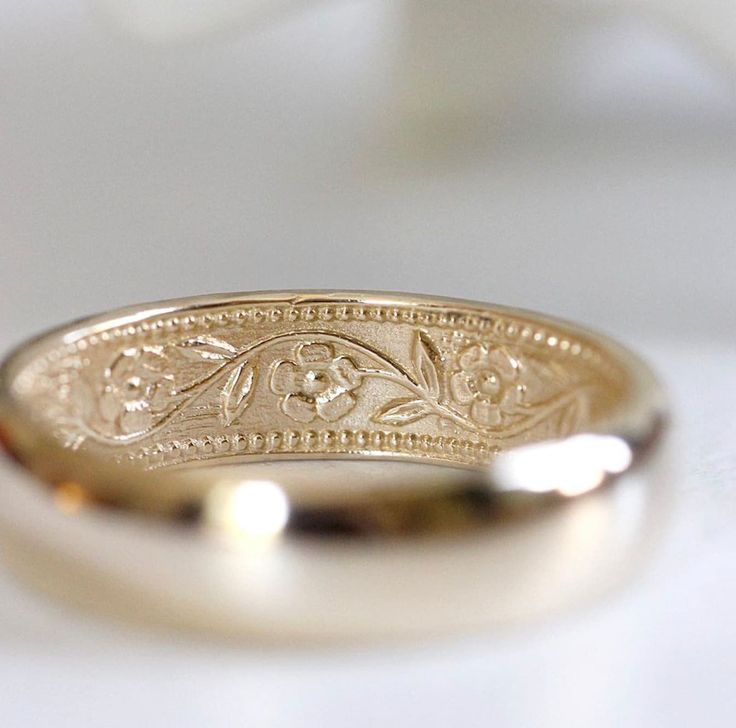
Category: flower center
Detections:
[
  {"x1": 475, "y1": 369, "x2": 501, "y2": 397},
  {"x1": 124, "y1": 376, "x2": 144, "y2": 395},
  {"x1": 301, "y1": 369, "x2": 329, "y2": 395}
]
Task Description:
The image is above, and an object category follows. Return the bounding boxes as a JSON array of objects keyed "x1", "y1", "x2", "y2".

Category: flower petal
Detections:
[
  {"x1": 281, "y1": 394, "x2": 316, "y2": 423},
  {"x1": 331, "y1": 357, "x2": 362, "y2": 390},
  {"x1": 487, "y1": 347, "x2": 520, "y2": 381},
  {"x1": 108, "y1": 348, "x2": 138, "y2": 382},
  {"x1": 501, "y1": 384, "x2": 524, "y2": 410},
  {"x1": 137, "y1": 347, "x2": 168, "y2": 373},
  {"x1": 98, "y1": 388, "x2": 119, "y2": 423},
  {"x1": 470, "y1": 398, "x2": 502, "y2": 427},
  {"x1": 450, "y1": 372, "x2": 475, "y2": 404},
  {"x1": 458, "y1": 344, "x2": 491, "y2": 373},
  {"x1": 120, "y1": 400, "x2": 153, "y2": 435},
  {"x1": 149, "y1": 378, "x2": 175, "y2": 411},
  {"x1": 270, "y1": 361, "x2": 299, "y2": 395},
  {"x1": 296, "y1": 343, "x2": 333, "y2": 364},
  {"x1": 316, "y1": 391, "x2": 355, "y2": 422}
]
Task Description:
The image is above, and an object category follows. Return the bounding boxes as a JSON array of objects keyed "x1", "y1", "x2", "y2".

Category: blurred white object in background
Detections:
[
  {"x1": 93, "y1": 0, "x2": 306, "y2": 40},
  {"x1": 93, "y1": 0, "x2": 736, "y2": 135},
  {"x1": 93, "y1": 0, "x2": 736, "y2": 62}
]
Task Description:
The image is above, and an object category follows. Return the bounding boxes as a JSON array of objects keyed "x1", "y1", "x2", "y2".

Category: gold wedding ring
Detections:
[{"x1": 0, "y1": 291, "x2": 668, "y2": 640}]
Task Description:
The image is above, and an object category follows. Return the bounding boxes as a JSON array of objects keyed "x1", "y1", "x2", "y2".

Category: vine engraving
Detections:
[{"x1": 70, "y1": 328, "x2": 588, "y2": 448}]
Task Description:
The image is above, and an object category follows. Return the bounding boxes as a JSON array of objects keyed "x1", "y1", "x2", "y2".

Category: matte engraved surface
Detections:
[{"x1": 10, "y1": 297, "x2": 626, "y2": 469}]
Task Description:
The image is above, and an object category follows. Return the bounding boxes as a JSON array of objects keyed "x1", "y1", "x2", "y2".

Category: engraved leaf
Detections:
[
  {"x1": 513, "y1": 356, "x2": 575, "y2": 407},
  {"x1": 220, "y1": 362, "x2": 256, "y2": 426},
  {"x1": 414, "y1": 331, "x2": 442, "y2": 398},
  {"x1": 557, "y1": 395, "x2": 586, "y2": 437},
  {"x1": 372, "y1": 397, "x2": 433, "y2": 425},
  {"x1": 524, "y1": 356, "x2": 575, "y2": 390},
  {"x1": 177, "y1": 336, "x2": 238, "y2": 361}
]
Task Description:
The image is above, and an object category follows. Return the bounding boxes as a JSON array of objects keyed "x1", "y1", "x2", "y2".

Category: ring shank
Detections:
[
  {"x1": 0, "y1": 291, "x2": 665, "y2": 532},
  {"x1": 1, "y1": 290, "x2": 660, "y2": 466},
  {"x1": 0, "y1": 291, "x2": 668, "y2": 639}
]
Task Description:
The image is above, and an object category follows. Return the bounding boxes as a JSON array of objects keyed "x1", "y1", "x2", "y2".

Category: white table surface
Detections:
[{"x1": 1, "y1": 2, "x2": 735, "y2": 726}]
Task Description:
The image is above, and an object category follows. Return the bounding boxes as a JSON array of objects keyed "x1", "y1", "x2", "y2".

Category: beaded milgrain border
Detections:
[{"x1": 12, "y1": 301, "x2": 624, "y2": 469}]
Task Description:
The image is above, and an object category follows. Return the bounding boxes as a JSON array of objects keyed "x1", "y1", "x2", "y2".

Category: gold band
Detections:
[{"x1": 0, "y1": 291, "x2": 668, "y2": 638}]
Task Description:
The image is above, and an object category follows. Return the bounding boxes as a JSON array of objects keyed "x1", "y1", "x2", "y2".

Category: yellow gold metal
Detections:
[{"x1": 0, "y1": 291, "x2": 668, "y2": 640}]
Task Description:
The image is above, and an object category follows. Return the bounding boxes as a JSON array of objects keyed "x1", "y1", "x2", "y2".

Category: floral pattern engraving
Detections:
[
  {"x1": 270, "y1": 343, "x2": 363, "y2": 423},
  {"x1": 450, "y1": 344, "x2": 523, "y2": 427},
  {"x1": 71, "y1": 328, "x2": 587, "y2": 447},
  {"x1": 98, "y1": 347, "x2": 176, "y2": 436}
]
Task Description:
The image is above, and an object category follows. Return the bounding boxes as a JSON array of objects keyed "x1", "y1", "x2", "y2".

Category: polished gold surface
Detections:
[
  {"x1": 11, "y1": 294, "x2": 631, "y2": 459},
  {"x1": 0, "y1": 291, "x2": 668, "y2": 639}
]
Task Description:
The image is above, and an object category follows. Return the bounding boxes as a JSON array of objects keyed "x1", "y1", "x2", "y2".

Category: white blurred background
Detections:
[{"x1": 0, "y1": 1, "x2": 735, "y2": 726}]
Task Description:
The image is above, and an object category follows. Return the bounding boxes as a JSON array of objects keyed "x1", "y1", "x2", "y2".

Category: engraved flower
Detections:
[
  {"x1": 99, "y1": 347, "x2": 175, "y2": 436},
  {"x1": 270, "y1": 343, "x2": 363, "y2": 423},
  {"x1": 450, "y1": 344, "x2": 524, "y2": 427}
]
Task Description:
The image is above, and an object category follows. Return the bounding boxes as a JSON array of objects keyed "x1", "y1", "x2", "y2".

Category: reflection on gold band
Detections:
[{"x1": 0, "y1": 291, "x2": 668, "y2": 639}]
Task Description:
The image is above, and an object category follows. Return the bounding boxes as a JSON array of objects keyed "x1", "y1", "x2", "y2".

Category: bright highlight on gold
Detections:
[{"x1": 0, "y1": 291, "x2": 667, "y2": 640}]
